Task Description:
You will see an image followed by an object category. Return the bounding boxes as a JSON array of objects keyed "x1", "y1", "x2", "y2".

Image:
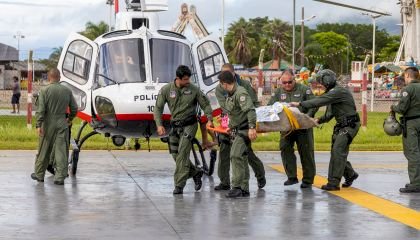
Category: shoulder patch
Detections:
[
  {"x1": 280, "y1": 93, "x2": 287, "y2": 100},
  {"x1": 306, "y1": 89, "x2": 312, "y2": 94},
  {"x1": 240, "y1": 95, "x2": 246, "y2": 102},
  {"x1": 402, "y1": 91, "x2": 408, "y2": 97},
  {"x1": 170, "y1": 90, "x2": 176, "y2": 98}
]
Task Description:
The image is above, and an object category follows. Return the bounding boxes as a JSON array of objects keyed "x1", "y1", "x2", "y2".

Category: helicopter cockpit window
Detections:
[
  {"x1": 62, "y1": 40, "x2": 93, "y2": 85},
  {"x1": 149, "y1": 39, "x2": 192, "y2": 83},
  {"x1": 197, "y1": 41, "x2": 225, "y2": 86},
  {"x1": 95, "y1": 39, "x2": 146, "y2": 87}
]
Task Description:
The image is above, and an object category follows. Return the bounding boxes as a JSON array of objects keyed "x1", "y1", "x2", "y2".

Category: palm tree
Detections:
[
  {"x1": 224, "y1": 18, "x2": 256, "y2": 67},
  {"x1": 79, "y1": 21, "x2": 109, "y2": 40},
  {"x1": 262, "y1": 19, "x2": 292, "y2": 68}
]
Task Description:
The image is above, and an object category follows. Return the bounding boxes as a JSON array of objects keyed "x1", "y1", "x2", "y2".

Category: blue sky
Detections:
[{"x1": 0, "y1": 0, "x2": 401, "y2": 60}]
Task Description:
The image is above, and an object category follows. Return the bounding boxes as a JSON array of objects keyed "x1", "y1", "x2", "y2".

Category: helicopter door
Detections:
[
  {"x1": 57, "y1": 33, "x2": 98, "y2": 121},
  {"x1": 191, "y1": 35, "x2": 228, "y2": 94}
]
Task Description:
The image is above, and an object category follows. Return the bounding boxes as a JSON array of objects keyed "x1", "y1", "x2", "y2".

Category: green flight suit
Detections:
[
  {"x1": 300, "y1": 86, "x2": 359, "y2": 186},
  {"x1": 267, "y1": 83, "x2": 317, "y2": 184},
  {"x1": 154, "y1": 82, "x2": 213, "y2": 188},
  {"x1": 215, "y1": 75, "x2": 265, "y2": 187},
  {"x1": 223, "y1": 84, "x2": 257, "y2": 191},
  {"x1": 391, "y1": 79, "x2": 420, "y2": 187},
  {"x1": 34, "y1": 82, "x2": 78, "y2": 182}
]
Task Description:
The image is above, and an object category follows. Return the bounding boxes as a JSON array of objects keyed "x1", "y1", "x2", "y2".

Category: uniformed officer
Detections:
[
  {"x1": 31, "y1": 68, "x2": 78, "y2": 185},
  {"x1": 289, "y1": 69, "x2": 359, "y2": 191},
  {"x1": 218, "y1": 71, "x2": 258, "y2": 198},
  {"x1": 391, "y1": 66, "x2": 420, "y2": 193},
  {"x1": 214, "y1": 63, "x2": 266, "y2": 191},
  {"x1": 154, "y1": 65, "x2": 214, "y2": 195},
  {"x1": 267, "y1": 69, "x2": 317, "y2": 188}
]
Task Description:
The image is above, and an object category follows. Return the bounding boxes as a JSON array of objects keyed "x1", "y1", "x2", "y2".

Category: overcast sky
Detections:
[{"x1": 0, "y1": 0, "x2": 402, "y2": 59}]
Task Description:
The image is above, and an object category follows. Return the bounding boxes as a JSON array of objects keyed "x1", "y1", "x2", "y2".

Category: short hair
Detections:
[
  {"x1": 13, "y1": 76, "x2": 18, "y2": 81},
  {"x1": 221, "y1": 63, "x2": 234, "y2": 72},
  {"x1": 48, "y1": 68, "x2": 61, "y2": 82},
  {"x1": 218, "y1": 70, "x2": 235, "y2": 84},
  {"x1": 405, "y1": 67, "x2": 419, "y2": 80},
  {"x1": 282, "y1": 68, "x2": 295, "y2": 77},
  {"x1": 176, "y1": 65, "x2": 192, "y2": 79}
]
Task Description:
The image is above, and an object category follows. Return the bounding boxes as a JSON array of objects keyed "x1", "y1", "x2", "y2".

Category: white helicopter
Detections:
[{"x1": 57, "y1": 0, "x2": 227, "y2": 175}]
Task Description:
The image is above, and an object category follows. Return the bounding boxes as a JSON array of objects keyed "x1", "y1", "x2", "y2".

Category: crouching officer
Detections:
[
  {"x1": 267, "y1": 69, "x2": 317, "y2": 188},
  {"x1": 289, "y1": 69, "x2": 359, "y2": 191},
  {"x1": 213, "y1": 63, "x2": 266, "y2": 191},
  {"x1": 391, "y1": 66, "x2": 420, "y2": 193},
  {"x1": 218, "y1": 71, "x2": 258, "y2": 198},
  {"x1": 154, "y1": 65, "x2": 214, "y2": 195}
]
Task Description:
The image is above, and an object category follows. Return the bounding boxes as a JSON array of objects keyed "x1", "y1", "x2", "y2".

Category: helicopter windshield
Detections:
[
  {"x1": 95, "y1": 39, "x2": 146, "y2": 87},
  {"x1": 149, "y1": 39, "x2": 192, "y2": 83}
]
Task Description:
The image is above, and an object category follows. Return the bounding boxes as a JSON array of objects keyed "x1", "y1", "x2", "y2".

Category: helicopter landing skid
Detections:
[{"x1": 68, "y1": 121, "x2": 99, "y2": 176}]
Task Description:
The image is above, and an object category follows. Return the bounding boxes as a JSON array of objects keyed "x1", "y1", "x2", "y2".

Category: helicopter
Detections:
[{"x1": 57, "y1": 0, "x2": 227, "y2": 175}]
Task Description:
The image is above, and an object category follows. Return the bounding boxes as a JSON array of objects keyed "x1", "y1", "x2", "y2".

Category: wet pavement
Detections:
[{"x1": 0, "y1": 150, "x2": 419, "y2": 239}]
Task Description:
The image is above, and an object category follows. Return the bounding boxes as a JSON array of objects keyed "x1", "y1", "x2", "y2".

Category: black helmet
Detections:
[
  {"x1": 316, "y1": 69, "x2": 337, "y2": 90},
  {"x1": 383, "y1": 114, "x2": 402, "y2": 136}
]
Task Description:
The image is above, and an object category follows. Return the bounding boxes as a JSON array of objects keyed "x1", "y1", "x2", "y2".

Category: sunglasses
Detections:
[{"x1": 282, "y1": 81, "x2": 293, "y2": 85}]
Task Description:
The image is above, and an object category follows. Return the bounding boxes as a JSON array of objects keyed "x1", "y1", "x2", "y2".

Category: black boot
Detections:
[
  {"x1": 399, "y1": 186, "x2": 420, "y2": 193},
  {"x1": 284, "y1": 178, "x2": 299, "y2": 186},
  {"x1": 214, "y1": 183, "x2": 230, "y2": 191},
  {"x1": 173, "y1": 186, "x2": 184, "y2": 194},
  {"x1": 321, "y1": 183, "x2": 340, "y2": 191},
  {"x1": 193, "y1": 170, "x2": 203, "y2": 191},
  {"x1": 342, "y1": 172, "x2": 358, "y2": 188},
  {"x1": 47, "y1": 164, "x2": 55, "y2": 175},
  {"x1": 300, "y1": 182, "x2": 312, "y2": 188},
  {"x1": 31, "y1": 173, "x2": 44, "y2": 182},
  {"x1": 257, "y1": 177, "x2": 266, "y2": 189},
  {"x1": 225, "y1": 187, "x2": 243, "y2": 198}
]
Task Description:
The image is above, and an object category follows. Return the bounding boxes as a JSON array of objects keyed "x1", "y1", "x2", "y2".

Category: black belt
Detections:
[
  {"x1": 336, "y1": 114, "x2": 360, "y2": 128},
  {"x1": 400, "y1": 115, "x2": 420, "y2": 121},
  {"x1": 170, "y1": 116, "x2": 197, "y2": 128}
]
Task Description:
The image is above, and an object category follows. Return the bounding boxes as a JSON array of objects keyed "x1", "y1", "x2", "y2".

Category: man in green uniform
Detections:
[
  {"x1": 214, "y1": 63, "x2": 266, "y2": 191},
  {"x1": 218, "y1": 71, "x2": 258, "y2": 198},
  {"x1": 289, "y1": 69, "x2": 359, "y2": 191},
  {"x1": 267, "y1": 69, "x2": 317, "y2": 188},
  {"x1": 154, "y1": 65, "x2": 214, "y2": 194},
  {"x1": 31, "y1": 68, "x2": 78, "y2": 185},
  {"x1": 391, "y1": 67, "x2": 420, "y2": 193}
]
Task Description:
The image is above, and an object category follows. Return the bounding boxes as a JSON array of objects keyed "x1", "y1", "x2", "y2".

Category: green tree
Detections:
[
  {"x1": 261, "y1": 19, "x2": 292, "y2": 68},
  {"x1": 79, "y1": 21, "x2": 109, "y2": 40},
  {"x1": 376, "y1": 35, "x2": 401, "y2": 62},
  {"x1": 224, "y1": 18, "x2": 257, "y2": 67},
  {"x1": 316, "y1": 23, "x2": 389, "y2": 61},
  {"x1": 305, "y1": 31, "x2": 352, "y2": 74},
  {"x1": 39, "y1": 47, "x2": 63, "y2": 70}
]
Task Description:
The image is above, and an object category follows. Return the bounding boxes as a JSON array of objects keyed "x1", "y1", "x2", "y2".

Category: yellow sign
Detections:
[{"x1": 417, "y1": 0, "x2": 420, "y2": 8}]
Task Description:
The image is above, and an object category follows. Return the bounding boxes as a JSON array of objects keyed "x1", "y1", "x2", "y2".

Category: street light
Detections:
[
  {"x1": 221, "y1": 0, "x2": 225, "y2": 46},
  {"x1": 106, "y1": 0, "x2": 114, "y2": 32},
  {"x1": 299, "y1": 8, "x2": 316, "y2": 67},
  {"x1": 362, "y1": 13, "x2": 382, "y2": 112},
  {"x1": 13, "y1": 31, "x2": 25, "y2": 60}
]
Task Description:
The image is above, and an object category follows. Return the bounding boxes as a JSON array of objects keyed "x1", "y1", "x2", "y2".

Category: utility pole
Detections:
[
  {"x1": 221, "y1": 0, "x2": 225, "y2": 46},
  {"x1": 27, "y1": 50, "x2": 33, "y2": 129},
  {"x1": 300, "y1": 7, "x2": 304, "y2": 67},
  {"x1": 292, "y1": 0, "x2": 296, "y2": 71},
  {"x1": 106, "y1": 0, "x2": 114, "y2": 32}
]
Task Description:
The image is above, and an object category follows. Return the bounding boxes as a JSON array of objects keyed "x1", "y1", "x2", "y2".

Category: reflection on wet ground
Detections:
[{"x1": 0, "y1": 150, "x2": 419, "y2": 239}]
